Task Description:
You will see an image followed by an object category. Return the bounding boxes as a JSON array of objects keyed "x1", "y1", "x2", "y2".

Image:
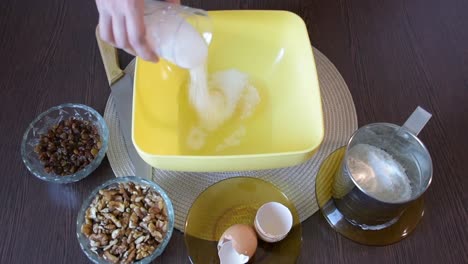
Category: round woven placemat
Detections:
[{"x1": 104, "y1": 48, "x2": 357, "y2": 231}]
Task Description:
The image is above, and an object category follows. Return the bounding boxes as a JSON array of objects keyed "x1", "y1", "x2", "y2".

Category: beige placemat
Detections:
[{"x1": 104, "y1": 48, "x2": 357, "y2": 231}]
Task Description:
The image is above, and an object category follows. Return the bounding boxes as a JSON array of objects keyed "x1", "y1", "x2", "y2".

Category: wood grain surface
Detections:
[{"x1": 0, "y1": 0, "x2": 467, "y2": 263}]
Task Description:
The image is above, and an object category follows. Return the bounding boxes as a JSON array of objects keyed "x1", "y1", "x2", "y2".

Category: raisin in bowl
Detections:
[{"x1": 21, "y1": 103, "x2": 109, "y2": 183}]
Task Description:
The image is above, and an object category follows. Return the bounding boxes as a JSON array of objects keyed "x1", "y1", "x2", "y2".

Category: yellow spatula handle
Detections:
[{"x1": 95, "y1": 27, "x2": 124, "y2": 86}]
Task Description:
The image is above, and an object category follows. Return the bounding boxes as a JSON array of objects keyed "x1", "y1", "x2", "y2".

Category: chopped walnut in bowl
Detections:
[{"x1": 77, "y1": 177, "x2": 174, "y2": 264}]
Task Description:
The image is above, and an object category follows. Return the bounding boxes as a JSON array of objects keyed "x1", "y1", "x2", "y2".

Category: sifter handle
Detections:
[{"x1": 402, "y1": 106, "x2": 432, "y2": 136}]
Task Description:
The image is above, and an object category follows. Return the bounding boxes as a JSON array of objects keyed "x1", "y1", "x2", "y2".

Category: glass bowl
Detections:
[
  {"x1": 76, "y1": 176, "x2": 175, "y2": 264},
  {"x1": 21, "y1": 103, "x2": 109, "y2": 183}
]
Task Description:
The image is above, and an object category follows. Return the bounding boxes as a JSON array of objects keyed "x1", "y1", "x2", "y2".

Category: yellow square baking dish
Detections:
[{"x1": 132, "y1": 10, "x2": 324, "y2": 172}]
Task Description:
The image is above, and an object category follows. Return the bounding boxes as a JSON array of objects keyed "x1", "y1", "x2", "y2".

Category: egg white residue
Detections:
[
  {"x1": 240, "y1": 84, "x2": 260, "y2": 120},
  {"x1": 215, "y1": 126, "x2": 246, "y2": 152},
  {"x1": 186, "y1": 126, "x2": 206, "y2": 150}
]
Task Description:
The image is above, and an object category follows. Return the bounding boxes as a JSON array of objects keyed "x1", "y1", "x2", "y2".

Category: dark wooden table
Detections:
[{"x1": 1, "y1": 0, "x2": 467, "y2": 263}]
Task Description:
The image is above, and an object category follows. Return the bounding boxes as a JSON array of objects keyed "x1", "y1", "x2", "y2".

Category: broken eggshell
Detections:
[
  {"x1": 254, "y1": 202, "x2": 293, "y2": 243},
  {"x1": 217, "y1": 224, "x2": 258, "y2": 264}
]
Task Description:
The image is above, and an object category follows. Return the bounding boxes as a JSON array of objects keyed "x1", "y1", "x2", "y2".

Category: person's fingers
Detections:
[
  {"x1": 96, "y1": 0, "x2": 163, "y2": 61},
  {"x1": 125, "y1": 1, "x2": 158, "y2": 62},
  {"x1": 112, "y1": 15, "x2": 130, "y2": 50},
  {"x1": 99, "y1": 13, "x2": 115, "y2": 45}
]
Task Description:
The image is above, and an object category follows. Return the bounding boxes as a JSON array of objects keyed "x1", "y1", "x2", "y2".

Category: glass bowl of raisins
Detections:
[{"x1": 21, "y1": 103, "x2": 109, "y2": 183}]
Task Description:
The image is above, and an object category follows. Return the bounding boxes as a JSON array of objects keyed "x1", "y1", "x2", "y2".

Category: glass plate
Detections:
[
  {"x1": 185, "y1": 177, "x2": 302, "y2": 263},
  {"x1": 315, "y1": 147, "x2": 425, "y2": 246}
]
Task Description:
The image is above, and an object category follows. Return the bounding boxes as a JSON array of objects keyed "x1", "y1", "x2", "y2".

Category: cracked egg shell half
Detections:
[
  {"x1": 217, "y1": 224, "x2": 258, "y2": 264},
  {"x1": 254, "y1": 202, "x2": 293, "y2": 243}
]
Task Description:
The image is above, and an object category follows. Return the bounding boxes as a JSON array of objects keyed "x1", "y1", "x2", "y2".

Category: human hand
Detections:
[{"x1": 95, "y1": 0, "x2": 181, "y2": 62}]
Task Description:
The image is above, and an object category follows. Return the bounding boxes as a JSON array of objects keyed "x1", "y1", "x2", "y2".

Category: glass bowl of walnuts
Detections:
[
  {"x1": 21, "y1": 103, "x2": 109, "y2": 183},
  {"x1": 76, "y1": 177, "x2": 175, "y2": 264}
]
